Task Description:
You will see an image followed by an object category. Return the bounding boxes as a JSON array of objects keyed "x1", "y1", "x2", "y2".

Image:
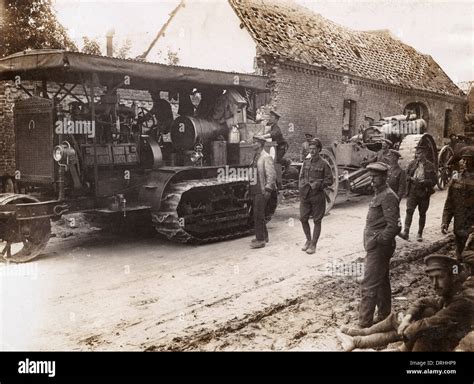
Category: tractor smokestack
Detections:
[{"x1": 106, "y1": 29, "x2": 115, "y2": 57}]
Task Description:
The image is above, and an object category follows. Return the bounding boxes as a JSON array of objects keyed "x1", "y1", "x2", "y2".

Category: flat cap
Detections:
[
  {"x1": 366, "y1": 161, "x2": 390, "y2": 174},
  {"x1": 304, "y1": 133, "x2": 314, "y2": 137},
  {"x1": 253, "y1": 135, "x2": 267, "y2": 143},
  {"x1": 309, "y1": 138, "x2": 322, "y2": 148},
  {"x1": 269, "y1": 110, "x2": 281, "y2": 118},
  {"x1": 424, "y1": 254, "x2": 459, "y2": 273}
]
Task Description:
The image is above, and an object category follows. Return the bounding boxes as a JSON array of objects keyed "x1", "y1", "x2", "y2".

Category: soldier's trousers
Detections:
[
  {"x1": 405, "y1": 192, "x2": 430, "y2": 233},
  {"x1": 359, "y1": 241, "x2": 395, "y2": 328},
  {"x1": 252, "y1": 193, "x2": 269, "y2": 242}
]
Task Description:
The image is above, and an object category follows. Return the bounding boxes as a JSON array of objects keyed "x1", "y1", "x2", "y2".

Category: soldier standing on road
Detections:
[
  {"x1": 359, "y1": 162, "x2": 401, "y2": 328},
  {"x1": 387, "y1": 149, "x2": 406, "y2": 200},
  {"x1": 249, "y1": 135, "x2": 277, "y2": 249},
  {"x1": 441, "y1": 147, "x2": 474, "y2": 260},
  {"x1": 300, "y1": 133, "x2": 314, "y2": 161},
  {"x1": 399, "y1": 144, "x2": 437, "y2": 242},
  {"x1": 299, "y1": 138, "x2": 333, "y2": 255}
]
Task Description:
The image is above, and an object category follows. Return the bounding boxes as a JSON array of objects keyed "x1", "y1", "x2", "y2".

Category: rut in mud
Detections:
[{"x1": 146, "y1": 237, "x2": 454, "y2": 351}]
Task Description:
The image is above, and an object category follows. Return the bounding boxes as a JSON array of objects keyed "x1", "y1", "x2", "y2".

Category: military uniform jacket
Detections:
[
  {"x1": 364, "y1": 186, "x2": 401, "y2": 250},
  {"x1": 249, "y1": 150, "x2": 277, "y2": 195},
  {"x1": 299, "y1": 156, "x2": 333, "y2": 199},
  {"x1": 387, "y1": 165, "x2": 407, "y2": 199},
  {"x1": 442, "y1": 172, "x2": 474, "y2": 235},
  {"x1": 404, "y1": 285, "x2": 473, "y2": 341},
  {"x1": 406, "y1": 159, "x2": 437, "y2": 197},
  {"x1": 269, "y1": 123, "x2": 284, "y2": 145}
]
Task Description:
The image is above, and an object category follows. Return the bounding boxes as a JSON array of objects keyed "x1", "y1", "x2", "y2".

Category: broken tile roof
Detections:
[{"x1": 229, "y1": 0, "x2": 463, "y2": 97}]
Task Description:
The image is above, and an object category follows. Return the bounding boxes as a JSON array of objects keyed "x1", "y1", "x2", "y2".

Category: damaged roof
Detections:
[{"x1": 229, "y1": 0, "x2": 463, "y2": 97}]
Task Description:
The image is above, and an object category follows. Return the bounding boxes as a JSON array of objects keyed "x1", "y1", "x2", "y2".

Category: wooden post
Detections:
[{"x1": 91, "y1": 74, "x2": 99, "y2": 197}]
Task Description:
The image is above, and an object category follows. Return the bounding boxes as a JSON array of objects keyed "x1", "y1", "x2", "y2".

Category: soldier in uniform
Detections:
[
  {"x1": 399, "y1": 144, "x2": 437, "y2": 242},
  {"x1": 249, "y1": 135, "x2": 277, "y2": 249},
  {"x1": 337, "y1": 254, "x2": 473, "y2": 351},
  {"x1": 441, "y1": 147, "x2": 474, "y2": 260},
  {"x1": 300, "y1": 133, "x2": 314, "y2": 161},
  {"x1": 359, "y1": 162, "x2": 401, "y2": 328},
  {"x1": 387, "y1": 149, "x2": 406, "y2": 200},
  {"x1": 262, "y1": 110, "x2": 288, "y2": 164},
  {"x1": 299, "y1": 138, "x2": 333, "y2": 255}
]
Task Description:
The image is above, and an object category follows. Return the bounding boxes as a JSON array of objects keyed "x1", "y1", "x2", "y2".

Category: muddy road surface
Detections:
[{"x1": 0, "y1": 190, "x2": 453, "y2": 351}]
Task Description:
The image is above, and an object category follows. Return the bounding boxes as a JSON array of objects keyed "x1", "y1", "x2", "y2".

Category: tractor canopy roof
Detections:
[{"x1": 0, "y1": 50, "x2": 269, "y2": 93}]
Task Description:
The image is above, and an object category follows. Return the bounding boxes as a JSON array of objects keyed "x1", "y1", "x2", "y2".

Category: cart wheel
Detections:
[
  {"x1": 437, "y1": 145, "x2": 454, "y2": 190},
  {"x1": 320, "y1": 149, "x2": 339, "y2": 214},
  {"x1": 0, "y1": 194, "x2": 51, "y2": 263}
]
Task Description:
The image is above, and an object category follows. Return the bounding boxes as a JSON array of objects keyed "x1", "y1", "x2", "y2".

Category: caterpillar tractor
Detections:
[{"x1": 0, "y1": 50, "x2": 276, "y2": 262}]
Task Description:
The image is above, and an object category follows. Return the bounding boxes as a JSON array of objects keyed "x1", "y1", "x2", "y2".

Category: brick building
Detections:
[{"x1": 144, "y1": 0, "x2": 466, "y2": 158}]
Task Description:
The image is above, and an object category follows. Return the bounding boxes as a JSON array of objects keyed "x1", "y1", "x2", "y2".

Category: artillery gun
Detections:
[
  {"x1": 295, "y1": 113, "x2": 440, "y2": 213},
  {"x1": 0, "y1": 50, "x2": 276, "y2": 262}
]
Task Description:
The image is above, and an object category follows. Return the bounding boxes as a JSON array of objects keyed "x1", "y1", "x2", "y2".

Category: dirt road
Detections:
[{"x1": 0, "y1": 190, "x2": 454, "y2": 351}]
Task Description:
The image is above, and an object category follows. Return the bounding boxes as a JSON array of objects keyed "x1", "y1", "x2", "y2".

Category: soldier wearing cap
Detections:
[
  {"x1": 397, "y1": 254, "x2": 473, "y2": 351},
  {"x1": 337, "y1": 253, "x2": 473, "y2": 351},
  {"x1": 441, "y1": 146, "x2": 474, "y2": 260},
  {"x1": 399, "y1": 144, "x2": 437, "y2": 242},
  {"x1": 299, "y1": 138, "x2": 333, "y2": 255},
  {"x1": 300, "y1": 133, "x2": 314, "y2": 162},
  {"x1": 387, "y1": 149, "x2": 406, "y2": 199},
  {"x1": 249, "y1": 135, "x2": 277, "y2": 249},
  {"x1": 262, "y1": 110, "x2": 288, "y2": 164},
  {"x1": 359, "y1": 161, "x2": 401, "y2": 328}
]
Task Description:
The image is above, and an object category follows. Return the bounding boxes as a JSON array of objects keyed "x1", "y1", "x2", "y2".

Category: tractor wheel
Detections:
[{"x1": 0, "y1": 194, "x2": 51, "y2": 263}]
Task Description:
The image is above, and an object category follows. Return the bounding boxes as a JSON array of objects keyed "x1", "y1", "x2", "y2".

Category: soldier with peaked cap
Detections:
[
  {"x1": 299, "y1": 138, "x2": 333, "y2": 255},
  {"x1": 387, "y1": 149, "x2": 406, "y2": 199},
  {"x1": 399, "y1": 143, "x2": 437, "y2": 242},
  {"x1": 262, "y1": 110, "x2": 288, "y2": 164},
  {"x1": 398, "y1": 254, "x2": 473, "y2": 351},
  {"x1": 337, "y1": 253, "x2": 473, "y2": 351},
  {"x1": 442, "y1": 146, "x2": 474, "y2": 260},
  {"x1": 249, "y1": 135, "x2": 277, "y2": 249},
  {"x1": 358, "y1": 161, "x2": 401, "y2": 328},
  {"x1": 300, "y1": 132, "x2": 314, "y2": 162}
]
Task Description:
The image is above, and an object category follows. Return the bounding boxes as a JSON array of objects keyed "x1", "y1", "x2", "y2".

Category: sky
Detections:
[{"x1": 54, "y1": 0, "x2": 474, "y2": 83}]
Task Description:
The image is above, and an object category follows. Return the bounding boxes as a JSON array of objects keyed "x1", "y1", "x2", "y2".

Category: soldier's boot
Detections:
[
  {"x1": 306, "y1": 241, "x2": 316, "y2": 254},
  {"x1": 417, "y1": 215, "x2": 426, "y2": 242},
  {"x1": 306, "y1": 223, "x2": 321, "y2": 255},
  {"x1": 301, "y1": 221, "x2": 312, "y2": 251},
  {"x1": 399, "y1": 228, "x2": 410, "y2": 240},
  {"x1": 341, "y1": 313, "x2": 396, "y2": 336},
  {"x1": 399, "y1": 211, "x2": 413, "y2": 240}
]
